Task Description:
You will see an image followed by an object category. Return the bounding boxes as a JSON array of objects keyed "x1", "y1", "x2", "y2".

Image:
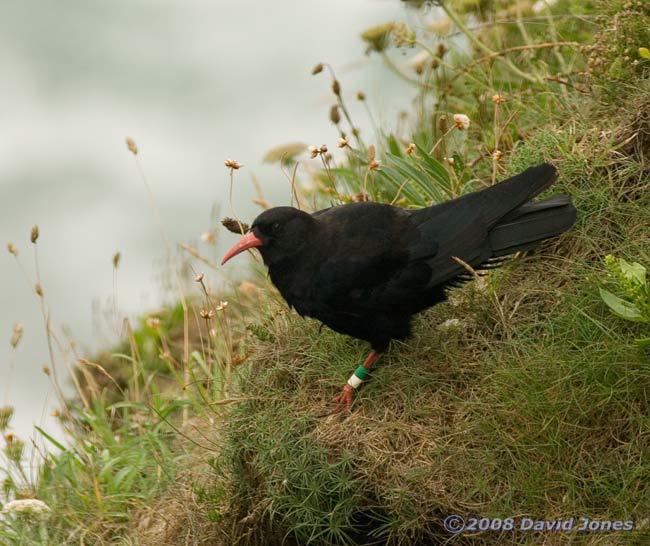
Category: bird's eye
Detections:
[{"x1": 272, "y1": 222, "x2": 281, "y2": 232}]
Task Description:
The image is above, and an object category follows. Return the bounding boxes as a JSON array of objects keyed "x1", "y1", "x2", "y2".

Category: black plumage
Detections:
[{"x1": 222, "y1": 163, "x2": 576, "y2": 410}]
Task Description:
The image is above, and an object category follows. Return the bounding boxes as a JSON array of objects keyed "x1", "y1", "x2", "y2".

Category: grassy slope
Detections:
[{"x1": 2, "y1": 1, "x2": 650, "y2": 545}]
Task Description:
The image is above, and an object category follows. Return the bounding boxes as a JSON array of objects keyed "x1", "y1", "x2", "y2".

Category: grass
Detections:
[{"x1": 2, "y1": 0, "x2": 650, "y2": 544}]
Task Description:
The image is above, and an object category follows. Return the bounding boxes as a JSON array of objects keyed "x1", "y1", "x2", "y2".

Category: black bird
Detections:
[{"x1": 222, "y1": 163, "x2": 576, "y2": 412}]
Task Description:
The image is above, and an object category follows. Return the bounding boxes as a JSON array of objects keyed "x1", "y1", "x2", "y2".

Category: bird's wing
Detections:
[{"x1": 305, "y1": 203, "x2": 419, "y2": 312}]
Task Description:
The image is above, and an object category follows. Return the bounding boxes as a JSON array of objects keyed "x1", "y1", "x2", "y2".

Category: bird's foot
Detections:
[{"x1": 327, "y1": 384, "x2": 355, "y2": 415}]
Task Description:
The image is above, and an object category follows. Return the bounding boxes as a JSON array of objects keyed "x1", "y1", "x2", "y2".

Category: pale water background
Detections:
[{"x1": 0, "y1": 1, "x2": 419, "y2": 448}]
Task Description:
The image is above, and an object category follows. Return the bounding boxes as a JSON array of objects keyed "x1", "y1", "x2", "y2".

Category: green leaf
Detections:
[
  {"x1": 35, "y1": 425, "x2": 66, "y2": 451},
  {"x1": 639, "y1": 47, "x2": 650, "y2": 59},
  {"x1": 619, "y1": 258, "x2": 646, "y2": 286},
  {"x1": 599, "y1": 288, "x2": 648, "y2": 322}
]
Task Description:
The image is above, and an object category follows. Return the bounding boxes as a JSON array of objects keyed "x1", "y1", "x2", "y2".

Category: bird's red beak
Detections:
[{"x1": 221, "y1": 232, "x2": 263, "y2": 265}]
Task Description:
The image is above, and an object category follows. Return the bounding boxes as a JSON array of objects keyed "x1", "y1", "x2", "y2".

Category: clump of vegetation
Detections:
[{"x1": 3, "y1": 1, "x2": 650, "y2": 545}]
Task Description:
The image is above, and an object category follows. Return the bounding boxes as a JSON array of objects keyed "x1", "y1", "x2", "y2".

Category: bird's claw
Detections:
[{"x1": 327, "y1": 384, "x2": 355, "y2": 415}]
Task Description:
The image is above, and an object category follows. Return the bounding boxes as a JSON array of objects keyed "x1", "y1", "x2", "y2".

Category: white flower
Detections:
[
  {"x1": 438, "y1": 318, "x2": 464, "y2": 331},
  {"x1": 1, "y1": 499, "x2": 51, "y2": 519},
  {"x1": 453, "y1": 114, "x2": 470, "y2": 131}
]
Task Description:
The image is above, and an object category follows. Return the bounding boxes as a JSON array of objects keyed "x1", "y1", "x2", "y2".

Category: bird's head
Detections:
[{"x1": 221, "y1": 207, "x2": 316, "y2": 266}]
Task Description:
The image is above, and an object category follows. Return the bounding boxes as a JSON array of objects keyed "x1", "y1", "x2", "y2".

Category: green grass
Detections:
[{"x1": 3, "y1": 0, "x2": 650, "y2": 544}]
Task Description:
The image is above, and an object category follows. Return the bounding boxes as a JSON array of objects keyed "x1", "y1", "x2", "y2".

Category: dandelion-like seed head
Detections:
[
  {"x1": 405, "y1": 143, "x2": 417, "y2": 155},
  {"x1": 216, "y1": 301, "x2": 229, "y2": 311},
  {"x1": 309, "y1": 146, "x2": 319, "y2": 159},
  {"x1": 125, "y1": 137, "x2": 138, "y2": 155},
  {"x1": 492, "y1": 93, "x2": 506, "y2": 105},
  {"x1": 338, "y1": 136, "x2": 350, "y2": 149},
  {"x1": 453, "y1": 114, "x2": 470, "y2": 131},
  {"x1": 30, "y1": 225, "x2": 39, "y2": 244},
  {"x1": 356, "y1": 91, "x2": 366, "y2": 101},
  {"x1": 7, "y1": 243, "x2": 18, "y2": 256},
  {"x1": 42, "y1": 365, "x2": 50, "y2": 376},
  {"x1": 195, "y1": 273, "x2": 204, "y2": 283}
]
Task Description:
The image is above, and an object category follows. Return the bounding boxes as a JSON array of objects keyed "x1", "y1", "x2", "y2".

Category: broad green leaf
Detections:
[
  {"x1": 599, "y1": 288, "x2": 647, "y2": 322},
  {"x1": 619, "y1": 258, "x2": 646, "y2": 286}
]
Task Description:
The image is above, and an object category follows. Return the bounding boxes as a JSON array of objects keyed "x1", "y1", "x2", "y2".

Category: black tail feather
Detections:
[{"x1": 489, "y1": 194, "x2": 576, "y2": 257}]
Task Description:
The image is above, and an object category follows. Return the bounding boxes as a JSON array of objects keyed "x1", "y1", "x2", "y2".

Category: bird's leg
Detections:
[{"x1": 329, "y1": 350, "x2": 382, "y2": 414}]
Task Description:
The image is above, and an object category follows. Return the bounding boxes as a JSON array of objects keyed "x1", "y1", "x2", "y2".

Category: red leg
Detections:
[{"x1": 328, "y1": 350, "x2": 382, "y2": 414}]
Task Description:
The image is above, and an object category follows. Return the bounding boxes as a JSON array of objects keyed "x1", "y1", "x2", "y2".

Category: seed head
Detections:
[
  {"x1": 195, "y1": 273, "x2": 204, "y2": 283},
  {"x1": 6, "y1": 243, "x2": 18, "y2": 256},
  {"x1": 0, "y1": 406, "x2": 14, "y2": 431},
  {"x1": 367, "y1": 144, "x2": 376, "y2": 162},
  {"x1": 492, "y1": 150, "x2": 503, "y2": 161},
  {"x1": 42, "y1": 365, "x2": 50, "y2": 376},
  {"x1": 125, "y1": 137, "x2": 138, "y2": 155},
  {"x1": 430, "y1": 58, "x2": 440, "y2": 69},
  {"x1": 369, "y1": 159, "x2": 381, "y2": 171},
  {"x1": 224, "y1": 159, "x2": 242, "y2": 171},
  {"x1": 492, "y1": 93, "x2": 506, "y2": 105},
  {"x1": 309, "y1": 146, "x2": 319, "y2": 159},
  {"x1": 34, "y1": 283, "x2": 43, "y2": 297},
  {"x1": 4, "y1": 434, "x2": 24, "y2": 462},
  {"x1": 444, "y1": 156, "x2": 455, "y2": 166},
  {"x1": 436, "y1": 43, "x2": 447, "y2": 58},
  {"x1": 353, "y1": 192, "x2": 369, "y2": 202},
  {"x1": 112, "y1": 252, "x2": 121, "y2": 268},
  {"x1": 311, "y1": 63, "x2": 324, "y2": 75},
  {"x1": 338, "y1": 136, "x2": 350, "y2": 148},
  {"x1": 393, "y1": 22, "x2": 415, "y2": 48},
  {"x1": 1, "y1": 498, "x2": 51, "y2": 519},
  {"x1": 30, "y1": 225, "x2": 39, "y2": 244},
  {"x1": 319, "y1": 144, "x2": 328, "y2": 154},
  {"x1": 331, "y1": 80, "x2": 341, "y2": 96},
  {"x1": 453, "y1": 114, "x2": 470, "y2": 131},
  {"x1": 200, "y1": 309, "x2": 215, "y2": 320},
  {"x1": 329, "y1": 105, "x2": 341, "y2": 125},
  {"x1": 356, "y1": 91, "x2": 366, "y2": 101},
  {"x1": 414, "y1": 63, "x2": 424, "y2": 75},
  {"x1": 361, "y1": 22, "x2": 394, "y2": 54},
  {"x1": 215, "y1": 301, "x2": 229, "y2": 311},
  {"x1": 221, "y1": 218, "x2": 249, "y2": 234},
  {"x1": 201, "y1": 231, "x2": 216, "y2": 244},
  {"x1": 405, "y1": 143, "x2": 417, "y2": 155},
  {"x1": 10, "y1": 324, "x2": 23, "y2": 349}
]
